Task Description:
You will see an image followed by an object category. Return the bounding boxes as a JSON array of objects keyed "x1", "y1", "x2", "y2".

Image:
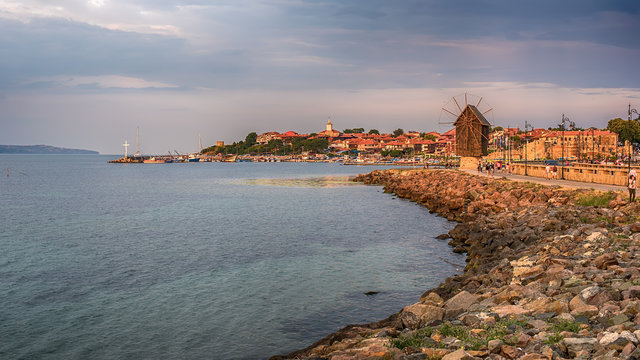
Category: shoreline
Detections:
[{"x1": 271, "y1": 169, "x2": 640, "y2": 359}]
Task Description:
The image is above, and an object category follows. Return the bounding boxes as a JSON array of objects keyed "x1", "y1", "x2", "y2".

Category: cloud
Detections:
[
  {"x1": 26, "y1": 75, "x2": 179, "y2": 89},
  {"x1": 1, "y1": 0, "x2": 640, "y2": 152}
]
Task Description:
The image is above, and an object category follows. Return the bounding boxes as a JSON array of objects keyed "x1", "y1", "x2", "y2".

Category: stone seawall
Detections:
[{"x1": 272, "y1": 169, "x2": 640, "y2": 360}]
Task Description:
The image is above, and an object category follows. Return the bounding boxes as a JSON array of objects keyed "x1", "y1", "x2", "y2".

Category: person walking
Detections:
[
  {"x1": 545, "y1": 164, "x2": 551, "y2": 179},
  {"x1": 630, "y1": 169, "x2": 637, "y2": 203}
]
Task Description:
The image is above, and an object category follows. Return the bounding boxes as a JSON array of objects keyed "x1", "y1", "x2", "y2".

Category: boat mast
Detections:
[
  {"x1": 198, "y1": 133, "x2": 203, "y2": 153},
  {"x1": 135, "y1": 126, "x2": 141, "y2": 156}
]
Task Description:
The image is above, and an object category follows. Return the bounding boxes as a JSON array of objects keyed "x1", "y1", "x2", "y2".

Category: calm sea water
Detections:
[{"x1": 0, "y1": 155, "x2": 464, "y2": 360}]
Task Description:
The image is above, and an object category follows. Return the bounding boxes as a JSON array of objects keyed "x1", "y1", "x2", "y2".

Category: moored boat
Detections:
[{"x1": 143, "y1": 157, "x2": 167, "y2": 164}]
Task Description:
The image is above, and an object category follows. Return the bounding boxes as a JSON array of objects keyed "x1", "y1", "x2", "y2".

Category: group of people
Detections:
[
  {"x1": 544, "y1": 164, "x2": 559, "y2": 180},
  {"x1": 477, "y1": 161, "x2": 510, "y2": 176}
]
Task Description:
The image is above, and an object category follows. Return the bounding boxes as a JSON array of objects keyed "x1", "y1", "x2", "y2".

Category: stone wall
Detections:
[
  {"x1": 460, "y1": 156, "x2": 481, "y2": 170},
  {"x1": 512, "y1": 163, "x2": 637, "y2": 186}
]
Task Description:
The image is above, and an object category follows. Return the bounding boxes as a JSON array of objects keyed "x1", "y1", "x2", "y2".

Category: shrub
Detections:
[
  {"x1": 575, "y1": 191, "x2": 615, "y2": 207},
  {"x1": 389, "y1": 327, "x2": 435, "y2": 349}
]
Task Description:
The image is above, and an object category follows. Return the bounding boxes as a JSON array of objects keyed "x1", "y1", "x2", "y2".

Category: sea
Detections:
[{"x1": 0, "y1": 155, "x2": 465, "y2": 360}]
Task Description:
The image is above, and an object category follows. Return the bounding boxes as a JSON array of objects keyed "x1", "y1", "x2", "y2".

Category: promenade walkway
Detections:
[{"x1": 459, "y1": 168, "x2": 626, "y2": 192}]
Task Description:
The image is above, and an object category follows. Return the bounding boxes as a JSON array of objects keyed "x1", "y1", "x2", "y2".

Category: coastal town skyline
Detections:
[{"x1": 0, "y1": 1, "x2": 639, "y2": 154}]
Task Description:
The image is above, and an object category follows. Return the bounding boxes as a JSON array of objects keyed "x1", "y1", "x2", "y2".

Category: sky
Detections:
[{"x1": 1, "y1": 0, "x2": 639, "y2": 154}]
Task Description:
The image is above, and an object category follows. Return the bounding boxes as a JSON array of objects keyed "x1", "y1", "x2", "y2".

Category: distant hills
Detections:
[{"x1": 0, "y1": 145, "x2": 99, "y2": 154}]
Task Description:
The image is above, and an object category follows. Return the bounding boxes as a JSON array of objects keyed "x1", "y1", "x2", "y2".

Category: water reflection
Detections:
[{"x1": 241, "y1": 176, "x2": 358, "y2": 188}]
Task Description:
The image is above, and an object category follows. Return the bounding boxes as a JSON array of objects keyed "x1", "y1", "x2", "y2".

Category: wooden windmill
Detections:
[{"x1": 440, "y1": 93, "x2": 493, "y2": 169}]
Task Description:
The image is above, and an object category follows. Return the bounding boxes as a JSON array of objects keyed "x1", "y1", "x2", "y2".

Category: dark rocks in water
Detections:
[
  {"x1": 435, "y1": 233, "x2": 450, "y2": 240},
  {"x1": 364, "y1": 291, "x2": 380, "y2": 296}
]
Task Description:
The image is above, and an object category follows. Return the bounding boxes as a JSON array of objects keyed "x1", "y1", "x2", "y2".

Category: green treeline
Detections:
[{"x1": 202, "y1": 132, "x2": 329, "y2": 155}]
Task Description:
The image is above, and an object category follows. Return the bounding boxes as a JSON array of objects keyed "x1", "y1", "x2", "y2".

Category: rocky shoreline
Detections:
[{"x1": 271, "y1": 169, "x2": 640, "y2": 360}]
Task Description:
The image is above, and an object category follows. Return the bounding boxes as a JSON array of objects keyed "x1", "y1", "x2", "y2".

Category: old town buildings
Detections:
[{"x1": 254, "y1": 118, "x2": 621, "y2": 160}]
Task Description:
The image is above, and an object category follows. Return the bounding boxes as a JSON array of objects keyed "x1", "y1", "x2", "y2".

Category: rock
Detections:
[
  {"x1": 609, "y1": 313, "x2": 630, "y2": 326},
  {"x1": 500, "y1": 345, "x2": 523, "y2": 359},
  {"x1": 594, "y1": 253, "x2": 618, "y2": 269},
  {"x1": 630, "y1": 223, "x2": 640, "y2": 232},
  {"x1": 403, "y1": 353, "x2": 428, "y2": 360},
  {"x1": 487, "y1": 339, "x2": 503, "y2": 354},
  {"x1": 519, "y1": 355, "x2": 547, "y2": 360},
  {"x1": 460, "y1": 314, "x2": 480, "y2": 327},
  {"x1": 569, "y1": 295, "x2": 599, "y2": 317},
  {"x1": 420, "y1": 292, "x2": 444, "y2": 306},
  {"x1": 545, "y1": 300, "x2": 569, "y2": 314},
  {"x1": 513, "y1": 332, "x2": 532, "y2": 347},
  {"x1": 444, "y1": 308, "x2": 465, "y2": 320},
  {"x1": 586, "y1": 231, "x2": 607, "y2": 242},
  {"x1": 626, "y1": 286, "x2": 640, "y2": 299},
  {"x1": 435, "y1": 233, "x2": 450, "y2": 240},
  {"x1": 579, "y1": 285, "x2": 602, "y2": 302},
  {"x1": 400, "y1": 304, "x2": 446, "y2": 329},
  {"x1": 620, "y1": 330, "x2": 638, "y2": 344},
  {"x1": 599, "y1": 331, "x2": 631, "y2": 350},
  {"x1": 444, "y1": 291, "x2": 478, "y2": 310},
  {"x1": 441, "y1": 348, "x2": 473, "y2": 360},
  {"x1": 563, "y1": 337, "x2": 597, "y2": 357},
  {"x1": 420, "y1": 348, "x2": 450, "y2": 359},
  {"x1": 621, "y1": 342, "x2": 637, "y2": 358},
  {"x1": 556, "y1": 313, "x2": 575, "y2": 322},
  {"x1": 623, "y1": 300, "x2": 640, "y2": 316},
  {"x1": 492, "y1": 305, "x2": 532, "y2": 317}
]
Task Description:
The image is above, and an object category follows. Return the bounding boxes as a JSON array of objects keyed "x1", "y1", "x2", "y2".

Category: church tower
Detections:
[{"x1": 326, "y1": 117, "x2": 333, "y2": 132}]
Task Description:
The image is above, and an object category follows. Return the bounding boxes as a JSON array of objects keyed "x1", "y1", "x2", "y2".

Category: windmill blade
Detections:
[
  {"x1": 453, "y1": 97, "x2": 463, "y2": 113},
  {"x1": 476, "y1": 96, "x2": 483, "y2": 107},
  {"x1": 442, "y1": 108, "x2": 458, "y2": 117},
  {"x1": 482, "y1": 108, "x2": 493, "y2": 115}
]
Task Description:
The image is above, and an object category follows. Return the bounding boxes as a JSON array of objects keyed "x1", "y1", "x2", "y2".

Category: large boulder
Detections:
[
  {"x1": 563, "y1": 337, "x2": 597, "y2": 357},
  {"x1": 400, "y1": 303, "x2": 445, "y2": 329},
  {"x1": 444, "y1": 290, "x2": 478, "y2": 310}
]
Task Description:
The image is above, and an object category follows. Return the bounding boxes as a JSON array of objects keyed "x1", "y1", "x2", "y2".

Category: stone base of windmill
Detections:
[{"x1": 459, "y1": 156, "x2": 481, "y2": 170}]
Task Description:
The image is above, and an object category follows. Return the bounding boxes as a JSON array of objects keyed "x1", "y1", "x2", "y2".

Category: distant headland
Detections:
[{"x1": 0, "y1": 145, "x2": 99, "y2": 155}]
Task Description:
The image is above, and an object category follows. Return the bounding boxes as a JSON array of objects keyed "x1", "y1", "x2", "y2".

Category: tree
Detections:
[
  {"x1": 368, "y1": 129, "x2": 380, "y2": 135},
  {"x1": 423, "y1": 134, "x2": 438, "y2": 141},
  {"x1": 393, "y1": 128, "x2": 404, "y2": 137},
  {"x1": 343, "y1": 128, "x2": 364, "y2": 134},
  {"x1": 245, "y1": 132, "x2": 257, "y2": 146},
  {"x1": 607, "y1": 117, "x2": 640, "y2": 143},
  {"x1": 389, "y1": 149, "x2": 404, "y2": 157},
  {"x1": 302, "y1": 138, "x2": 328, "y2": 153},
  {"x1": 491, "y1": 126, "x2": 504, "y2": 133}
]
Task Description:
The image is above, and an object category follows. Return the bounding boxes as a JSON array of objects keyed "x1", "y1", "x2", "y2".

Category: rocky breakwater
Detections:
[{"x1": 271, "y1": 169, "x2": 640, "y2": 360}]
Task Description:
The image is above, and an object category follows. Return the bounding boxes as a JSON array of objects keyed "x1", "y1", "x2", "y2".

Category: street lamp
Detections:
[
  {"x1": 629, "y1": 104, "x2": 639, "y2": 182},
  {"x1": 524, "y1": 121, "x2": 533, "y2": 176},
  {"x1": 561, "y1": 114, "x2": 570, "y2": 180}
]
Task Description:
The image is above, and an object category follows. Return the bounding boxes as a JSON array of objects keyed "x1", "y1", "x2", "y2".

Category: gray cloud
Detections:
[{"x1": 1, "y1": 0, "x2": 639, "y2": 152}]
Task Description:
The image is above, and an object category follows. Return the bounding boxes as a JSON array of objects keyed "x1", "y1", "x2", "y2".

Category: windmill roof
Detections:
[{"x1": 454, "y1": 104, "x2": 491, "y2": 127}]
